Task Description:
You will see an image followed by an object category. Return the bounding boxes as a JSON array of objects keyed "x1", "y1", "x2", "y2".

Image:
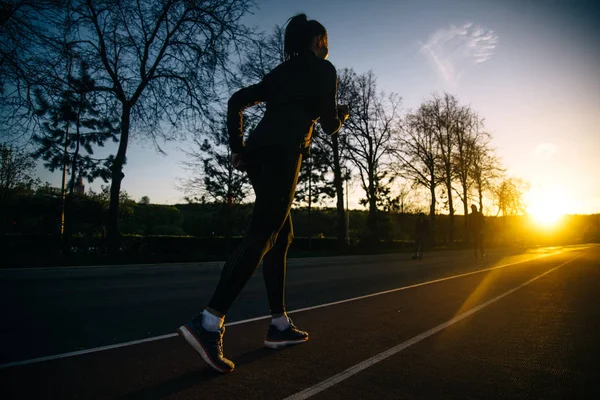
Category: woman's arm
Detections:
[
  {"x1": 227, "y1": 83, "x2": 266, "y2": 153},
  {"x1": 319, "y1": 61, "x2": 347, "y2": 135}
]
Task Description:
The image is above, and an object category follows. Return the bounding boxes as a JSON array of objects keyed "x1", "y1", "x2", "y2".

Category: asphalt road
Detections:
[{"x1": 0, "y1": 244, "x2": 598, "y2": 399}]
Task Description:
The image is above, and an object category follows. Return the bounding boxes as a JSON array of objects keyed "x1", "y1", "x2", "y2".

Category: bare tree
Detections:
[
  {"x1": 493, "y1": 177, "x2": 529, "y2": 217},
  {"x1": 0, "y1": 143, "x2": 37, "y2": 201},
  {"x1": 294, "y1": 144, "x2": 336, "y2": 246},
  {"x1": 66, "y1": 0, "x2": 255, "y2": 254},
  {"x1": 341, "y1": 69, "x2": 401, "y2": 240},
  {"x1": 179, "y1": 118, "x2": 251, "y2": 205},
  {"x1": 179, "y1": 116, "x2": 251, "y2": 239},
  {"x1": 318, "y1": 68, "x2": 360, "y2": 247},
  {"x1": 238, "y1": 25, "x2": 285, "y2": 84},
  {"x1": 452, "y1": 107, "x2": 490, "y2": 232},
  {"x1": 0, "y1": 143, "x2": 39, "y2": 232},
  {"x1": 395, "y1": 103, "x2": 441, "y2": 239},
  {"x1": 429, "y1": 93, "x2": 461, "y2": 243},
  {"x1": 394, "y1": 181, "x2": 423, "y2": 215},
  {"x1": 470, "y1": 134, "x2": 503, "y2": 213},
  {"x1": 312, "y1": 125, "x2": 351, "y2": 247},
  {"x1": 0, "y1": 0, "x2": 70, "y2": 140}
]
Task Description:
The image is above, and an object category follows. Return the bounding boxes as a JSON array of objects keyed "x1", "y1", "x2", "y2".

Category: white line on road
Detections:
[
  {"x1": 0, "y1": 251, "x2": 565, "y2": 369},
  {"x1": 283, "y1": 257, "x2": 579, "y2": 400}
]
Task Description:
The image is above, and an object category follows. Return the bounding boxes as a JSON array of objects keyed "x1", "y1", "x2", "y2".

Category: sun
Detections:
[
  {"x1": 526, "y1": 188, "x2": 568, "y2": 228},
  {"x1": 529, "y1": 204, "x2": 564, "y2": 227}
]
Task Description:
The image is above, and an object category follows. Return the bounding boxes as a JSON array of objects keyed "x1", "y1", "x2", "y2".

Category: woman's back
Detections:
[
  {"x1": 227, "y1": 14, "x2": 345, "y2": 156},
  {"x1": 246, "y1": 50, "x2": 339, "y2": 152}
]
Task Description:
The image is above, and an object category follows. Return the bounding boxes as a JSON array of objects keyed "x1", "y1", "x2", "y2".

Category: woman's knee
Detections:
[{"x1": 286, "y1": 229, "x2": 294, "y2": 245}]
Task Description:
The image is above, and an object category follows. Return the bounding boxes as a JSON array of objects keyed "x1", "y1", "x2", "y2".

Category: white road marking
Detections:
[
  {"x1": 283, "y1": 257, "x2": 579, "y2": 400},
  {"x1": 0, "y1": 251, "x2": 566, "y2": 369},
  {"x1": 0, "y1": 333, "x2": 177, "y2": 369}
]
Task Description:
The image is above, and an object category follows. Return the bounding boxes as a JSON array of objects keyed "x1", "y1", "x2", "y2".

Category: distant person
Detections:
[
  {"x1": 177, "y1": 13, "x2": 349, "y2": 373},
  {"x1": 412, "y1": 212, "x2": 429, "y2": 259},
  {"x1": 469, "y1": 204, "x2": 485, "y2": 258}
]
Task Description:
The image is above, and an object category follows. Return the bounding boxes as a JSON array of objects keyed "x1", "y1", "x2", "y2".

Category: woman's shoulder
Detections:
[{"x1": 315, "y1": 58, "x2": 337, "y2": 78}]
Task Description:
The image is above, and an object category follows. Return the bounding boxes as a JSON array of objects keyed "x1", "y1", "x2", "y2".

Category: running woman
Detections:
[{"x1": 177, "y1": 13, "x2": 350, "y2": 373}]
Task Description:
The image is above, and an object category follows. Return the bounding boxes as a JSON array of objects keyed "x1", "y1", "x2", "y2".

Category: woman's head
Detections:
[{"x1": 284, "y1": 14, "x2": 328, "y2": 60}]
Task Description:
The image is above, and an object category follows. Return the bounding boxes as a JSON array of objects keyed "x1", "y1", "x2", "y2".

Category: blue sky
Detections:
[{"x1": 36, "y1": 0, "x2": 600, "y2": 213}]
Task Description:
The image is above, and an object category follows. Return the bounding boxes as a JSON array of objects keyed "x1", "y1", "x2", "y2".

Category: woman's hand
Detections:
[
  {"x1": 337, "y1": 104, "x2": 350, "y2": 121},
  {"x1": 232, "y1": 153, "x2": 245, "y2": 171}
]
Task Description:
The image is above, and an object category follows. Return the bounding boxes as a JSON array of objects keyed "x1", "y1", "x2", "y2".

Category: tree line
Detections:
[
  {"x1": 1, "y1": 1, "x2": 532, "y2": 258},
  {"x1": 178, "y1": 27, "x2": 530, "y2": 247}
]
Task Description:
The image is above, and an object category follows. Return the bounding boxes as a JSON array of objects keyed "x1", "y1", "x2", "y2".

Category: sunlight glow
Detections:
[
  {"x1": 526, "y1": 187, "x2": 568, "y2": 228},
  {"x1": 530, "y1": 206, "x2": 564, "y2": 227}
]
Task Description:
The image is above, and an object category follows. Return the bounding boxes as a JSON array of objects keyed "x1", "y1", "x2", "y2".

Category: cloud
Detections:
[
  {"x1": 534, "y1": 143, "x2": 558, "y2": 160},
  {"x1": 420, "y1": 22, "x2": 498, "y2": 86}
]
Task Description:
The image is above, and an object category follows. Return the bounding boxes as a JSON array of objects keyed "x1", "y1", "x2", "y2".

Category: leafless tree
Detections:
[
  {"x1": 179, "y1": 117, "x2": 251, "y2": 205},
  {"x1": 310, "y1": 66, "x2": 358, "y2": 247},
  {"x1": 470, "y1": 134, "x2": 503, "y2": 213},
  {"x1": 395, "y1": 102, "x2": 441, "y2": 238},
  {"x1": 311, "y1": 125, "x2": 351, "y2": 246},
  {"x1": 493, "y1": 177, "x2": 529, "y2": 217},
  {"x1": 238, "y1": 25, "x2": 284, "y2": 84},
  {"x1": 452, "y1": 107, "x2": 492, "y2": 233},
  {"x1": 65, "y1": 0, "x2": 255, "y2": 254},
  {"x1": 341, "y1": 69, "x2": 401, "y2": 240},
  {"x1": 0, "y1": 0, "x2": 71, "y2": 140},
  {"x1": 428, "y1": 93, "x2": 462, "y2": 243},
  {"x1": 178, "y1": 116, "x2": 251, "y2": 239},
  {"x1": 0, "y1": 142, "x2": 37, "y2": 201}
]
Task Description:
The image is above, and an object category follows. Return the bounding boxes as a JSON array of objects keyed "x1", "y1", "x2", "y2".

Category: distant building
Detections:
[{"x1": 74, "y1": 176, "x2": 85, "y2": 195}]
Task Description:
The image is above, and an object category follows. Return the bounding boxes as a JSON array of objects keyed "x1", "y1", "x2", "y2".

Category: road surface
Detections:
[{"x1": 1, "y1": 245, "x2": 598, "y2": 399}]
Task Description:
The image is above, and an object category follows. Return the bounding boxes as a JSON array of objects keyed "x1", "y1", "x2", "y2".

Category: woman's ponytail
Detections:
[{"x1": 284, "y1": 13, "x2": 327, "y2": 60}]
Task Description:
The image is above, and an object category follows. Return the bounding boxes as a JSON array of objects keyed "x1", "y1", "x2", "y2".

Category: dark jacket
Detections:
[
  {"x1": 469, "y1": 211, "x2": 485, "y2": 235},
  {"x1": 227, "y1": 50, "x2": 345, "y2": 154},
  {"x1": 415, "y1": 218, "x2": 430, "y2": 239}
]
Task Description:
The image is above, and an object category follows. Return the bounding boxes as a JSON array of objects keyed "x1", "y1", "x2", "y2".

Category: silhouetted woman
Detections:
[{"x1": 178, "y1": 13, "x2": 349, "y2": 373}]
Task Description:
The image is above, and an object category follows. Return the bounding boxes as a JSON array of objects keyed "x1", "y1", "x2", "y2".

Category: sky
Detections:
[{"x1": 36, "y1": 0, "x2": 600, "y2": 214}]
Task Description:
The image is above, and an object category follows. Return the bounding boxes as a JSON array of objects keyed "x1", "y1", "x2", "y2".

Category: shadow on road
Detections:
[{"x1": 116, "y1": 347, "x2": 277, "y2": 399}]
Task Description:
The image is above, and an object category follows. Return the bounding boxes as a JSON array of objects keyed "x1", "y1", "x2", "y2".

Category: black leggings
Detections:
[
  {"x1": 207, "y1": 147, "x2": 302, "y2": 316},
  {"x1": 414, "y1": 237, "x2": 425, "y2": 254},
  {"x1": 472, "y1": 234, "x2": 484, "y2": 257}
]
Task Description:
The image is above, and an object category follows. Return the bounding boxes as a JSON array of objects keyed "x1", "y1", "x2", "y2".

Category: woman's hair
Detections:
[{"x1": 284, "y1": 13, "x2": 327, "y2": 60}]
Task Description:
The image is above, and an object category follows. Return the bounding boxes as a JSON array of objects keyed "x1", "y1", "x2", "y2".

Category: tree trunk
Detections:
[
  {"x1": 224, "y1": 200, "x2": 232, "y2": 242},
  {"x1": 332, "y1": 135, "x2": 346, "y2": 250},
  {"x1": 225, "y1": 165, "x2": 233, "y2": 241},
  {"x1": 308, "y1": 159, "x2": 312, "y2": 250},
  {"x1": 462, "y1": 185, "x2": 469, "y2": 239},
  {"x1": 107, "y1": 103, "x2": 130, "y2": 257},
  {"x1": 429, "y1": 176, "x2": 436, "y2": 245},
  {"x1": 478, "y1": 183, "x2": 484, "y2": 214},
  {"x1": 368, "y1": 170, "x2": 378, "y2": 242},
  {"x1": 368, "y1": 196, "x2": 378, "y2": 240},
  {"x1": 445, "y1": 174, "x2": 455, "y2": 244},
  {"x1": 64, "y1": 101, "x2": 83, "y2": 258}
]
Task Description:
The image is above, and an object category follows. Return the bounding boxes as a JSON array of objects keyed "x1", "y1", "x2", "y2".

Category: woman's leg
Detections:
[
  {"x1": 206, "y1": 149, "x2": 302, "y2": 316},
  {"x1": 262, "y1": 214, "x2": 293, "y2": 316}
]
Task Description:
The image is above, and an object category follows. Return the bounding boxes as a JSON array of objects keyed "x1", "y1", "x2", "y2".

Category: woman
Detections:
[{"x1": 178, "y1": 13, "x2": 349, "y2": 373}]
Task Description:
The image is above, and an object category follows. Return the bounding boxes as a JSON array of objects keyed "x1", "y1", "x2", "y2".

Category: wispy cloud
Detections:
[
  {"x1": 534, "y1": 143, "x2": 557, "y2": 160},
  {"x1": 420, "y1": 22, "x2": 498, "y2": 86}
]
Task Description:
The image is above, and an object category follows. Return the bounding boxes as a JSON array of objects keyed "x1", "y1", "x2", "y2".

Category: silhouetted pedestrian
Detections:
[
  {"x1": 412, "y1": 212, "x2": 429, "y2": 259},
  {"x1": 469, "y1": 204, "x2": 485, "y2": 259}
]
